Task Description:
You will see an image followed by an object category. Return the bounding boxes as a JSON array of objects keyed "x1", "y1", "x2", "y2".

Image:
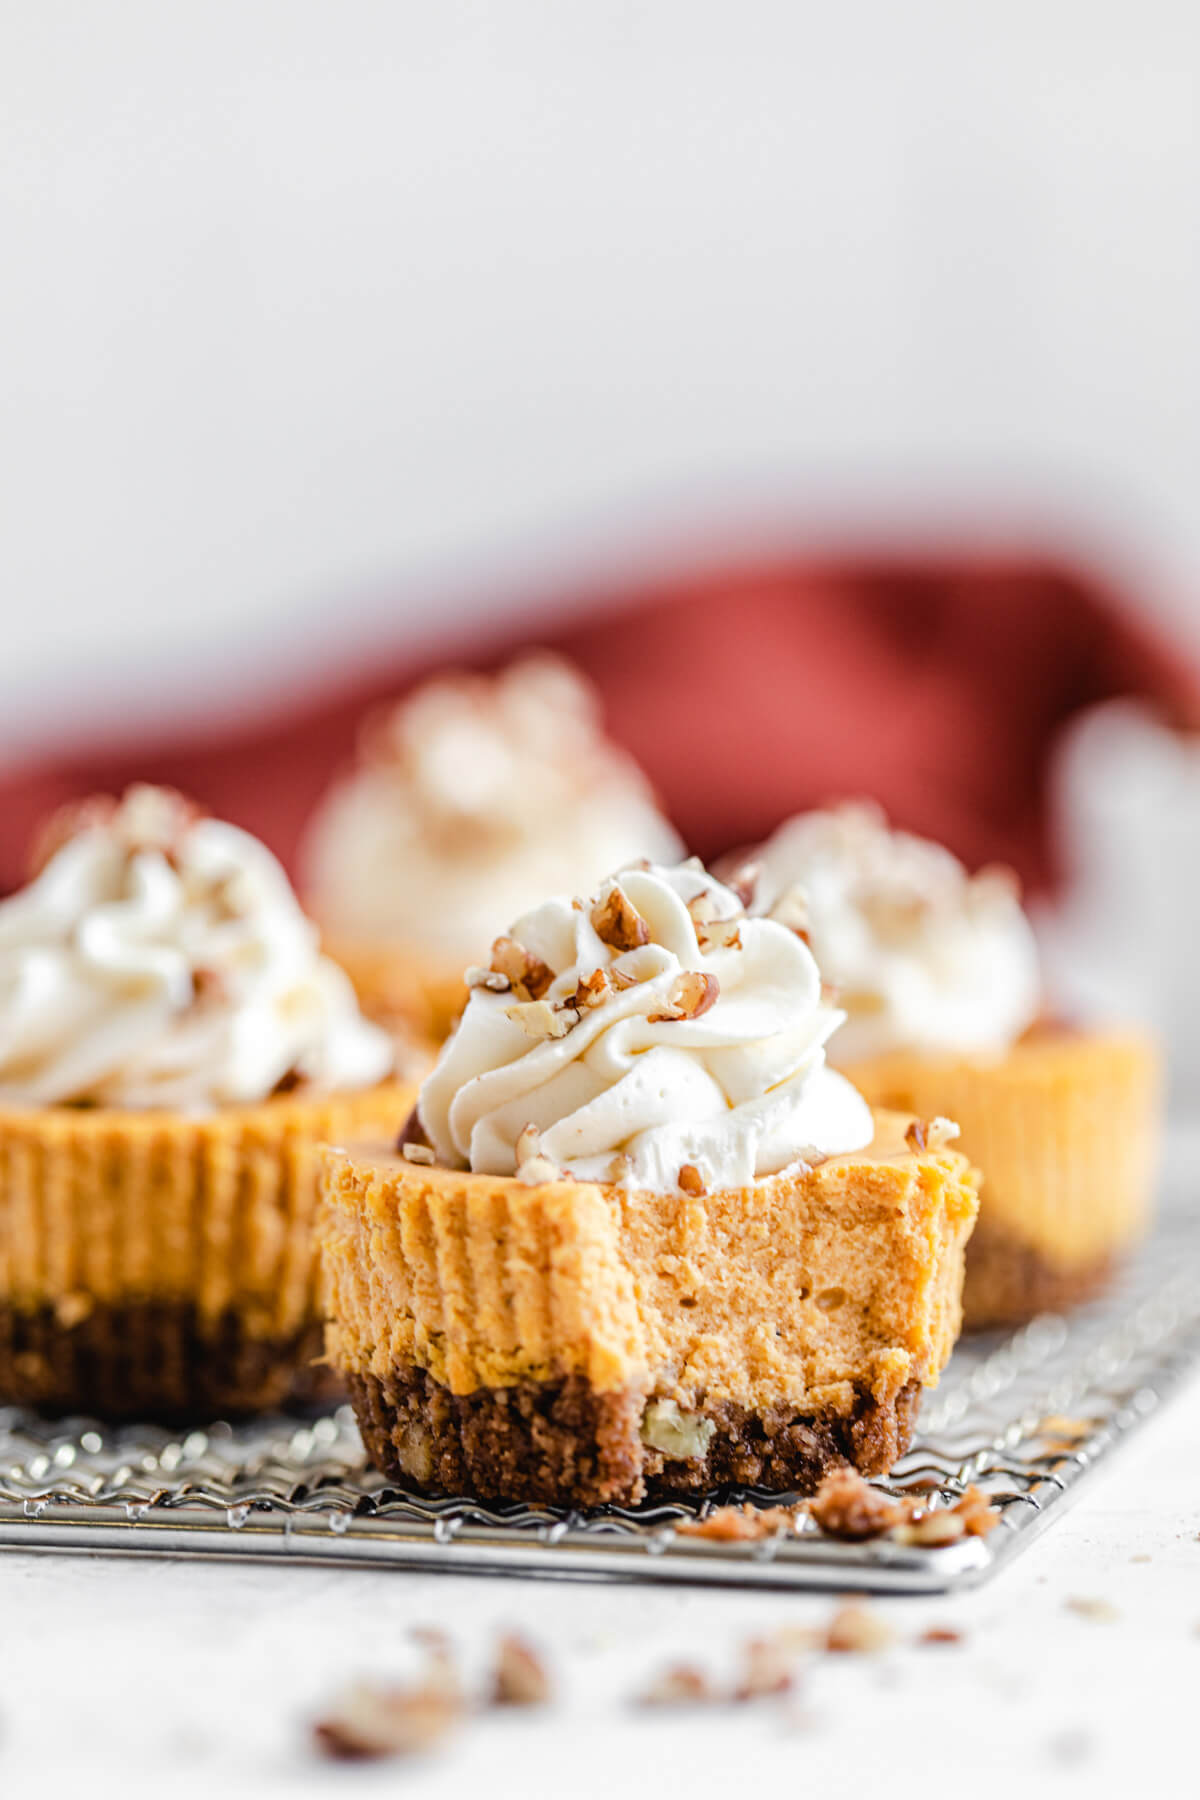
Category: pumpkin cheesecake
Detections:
[
  {"x1": 0, "y1": 786, "x2": 421, "y2": 1418},
  {"x1": 319, "y1": 861, "x2": 979, "y2": 1506},
  {"x1": 740, "y1": 805, "x2": 1162, "y2": 1328},
  {"x1": 301, "y1": 654, "x2": 683, "y2": 1041}
]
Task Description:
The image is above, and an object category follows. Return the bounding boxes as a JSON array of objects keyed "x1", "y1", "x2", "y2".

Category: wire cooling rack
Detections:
[{"x1": 2, "y1": 1210, "x2": 1199, "y2": 1593}]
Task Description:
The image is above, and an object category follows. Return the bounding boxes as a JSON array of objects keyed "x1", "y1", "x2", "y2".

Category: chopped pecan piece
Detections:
[
  {"x1": 590, "y1": 882, "x2": 651, "y2": 951},
  {"x1": 726, "y1": 863, "x2": 759, "y2": 909},
  {"x1": 918, "y1": 1625, "x2": 965, "y2": 1646},
  {"x1": 676, "y1": 1503, "x2": 799, "y2": 1543},
  {"x1": 401, "y1": 1142, "x2": 436, "y2": 1166},
  {"x1": 734, "y1": 1638, "x2": 795, "y2": 1701},
  {"x1": 951, "y1": 1484, "x2": 1001, "y2": 1537},
  {"x1": 490, "y1": 936, "x2": 554, "y2": 1001},
  {"x1": 677, "y1": 1163, "x2": 706, "y2": 1197},
  {"x1": 636, "y1": 1665, "x2": 717, "y2": 1707},
  {"x1": 395, "y1": 1109, "x2": 431, "y2": 1155},
  {"x1": 905, "y1": 1115, "x2": 960, "y2": 1153},
  {"x1": 570, "y1": 968, "x2": 611, "y2": 1009},
  {"x1": 505, "y1": 999, "x2": 577, "y2": 1040},
  {"x1": 312, "y1": 1675, "x2": 461, "y2": 1761},
  {"x1": 649, "y1": 971, "x2": 720, "y2": 1023},
  {"x1": 823, "y1": 1602, "x2": 894, "y2": 1655},
  {"x1": 490, "y1": 1634, "x2": 553, "y2": 1707},
  {"x1": 808, "y1": 1468, "x2": 904, "y2": 1541}
]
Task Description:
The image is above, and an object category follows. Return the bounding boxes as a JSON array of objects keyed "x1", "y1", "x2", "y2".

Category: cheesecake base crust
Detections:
[
  {"x1": 0, "y1": 1303, "x2": 340, "y2": 1421},
  {"x1": 962, "y1": 1219, "x2": 1115, "y2": 1332},
  {"x1": 348, "y1": 1365, "x2": 922, "y2": 1508}
]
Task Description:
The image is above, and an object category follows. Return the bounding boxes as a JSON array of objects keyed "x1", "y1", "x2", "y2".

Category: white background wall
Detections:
[{"x1": 3, "y1": 0, "x2": 1199, "y2": 762}]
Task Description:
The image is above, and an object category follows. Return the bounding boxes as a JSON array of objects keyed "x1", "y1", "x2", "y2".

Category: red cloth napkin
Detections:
[{"x1": 3, "y1": 551, "x2": 1197, "y2": 897}]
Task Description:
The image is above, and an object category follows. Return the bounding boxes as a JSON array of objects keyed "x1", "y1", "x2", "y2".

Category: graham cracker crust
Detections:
[
  {"x1": 348, "y1": 1365, "x2": 922, "y2": 1508},
  {"x1": 0, "y1": 1303, "x2": 340, "y2": 1421},
  {"x1": 964, "y1": 1219, "x2": 1116, "y2": 1331}
]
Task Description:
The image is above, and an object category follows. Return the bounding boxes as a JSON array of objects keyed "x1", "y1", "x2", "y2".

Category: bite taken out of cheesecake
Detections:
[{"x1": 319, "y1": 860, "x2": 979, "y2": 1507}]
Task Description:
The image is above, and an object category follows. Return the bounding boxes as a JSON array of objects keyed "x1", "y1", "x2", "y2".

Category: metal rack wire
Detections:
[{"x1": 3, "y1": 1213, "x2": 1198, "y2": 1592}]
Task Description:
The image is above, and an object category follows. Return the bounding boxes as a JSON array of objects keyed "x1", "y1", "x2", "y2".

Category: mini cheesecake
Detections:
[
  {"x1": 0, "y1": 784, "x2": 415, "y2": 1419},
  {"x1": 301, "y1": 655, "x2": 683, "y2": 1042},
  {"x1": 843, "y1": 1029, "x2": 1161, "y2": 1329},
  {"x1": 737, "y1": 805, "x2": 1162, "y2": 1330},
  {"x1": 320, "y1": 1113, "x2": 977, "y2": 1507}
]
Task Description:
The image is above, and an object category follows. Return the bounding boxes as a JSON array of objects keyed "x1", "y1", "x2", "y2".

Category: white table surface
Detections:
[{"x1": 1, "y1": 1371, "x2": 1196, "y2": 1800}]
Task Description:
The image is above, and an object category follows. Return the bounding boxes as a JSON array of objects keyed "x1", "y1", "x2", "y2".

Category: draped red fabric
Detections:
[{"x1": 3, "y1": 552, "x2": 1197, "y2": 897}]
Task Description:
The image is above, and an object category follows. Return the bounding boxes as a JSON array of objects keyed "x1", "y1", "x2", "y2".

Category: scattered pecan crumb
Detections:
[
  {"x1": 636, "y1": 1664, "x2": 718, "y2": 1707},
  {"x1": 905, "y1": 1118, "x2": 927, "y2": 1152},
  {"x1": 649, "y1": 971, "x2": 720, "y2": 1023},
  {"x1": 823, "y1": 1602, "x2": 894, "y2": 1655},
  {"x1": 490, "y1": 1634, "x2": 552, "y2": 1707},
  {"x1": 1065, "y1": 1596, "x2": 1119, "y2": 1623},
  {"x1": 676, "y1": 1502, "x2": 799, "y2": 1543},
  {"x1": 590, "y1": 882, "x2": 651, "y2": 951},
  {"x1": 312, "y1": 1675, "x2": 461, "y2": 1761},
  {"x1": 401, "y1": 1143, "x2": 436, "y2": 1166},
  {"x1": 490, "y1": 936, "x2": 554, "y2": 1002},
  {"x1": 677, "y1": 1163, "x2": 706, "y2": 1197},
  {"x1": 808, "y1": 1468, "x2": 903, "y2": 1541},
  {"x1": 952, "y1": 1485, "x2": 1001, "y2": 1537},
  {"x1": 894, "y1": 1508, "x2": 966, "y2": 1547},
  {"x1": 918, "y1": 1625, "x2": 965, "y2": 1646},
  {"x1": 610, "y1": 964, "x2": 640, "y2": 989},
  {"x1": 734, "y1": 1638, "x2": 795, "y2": 1701}
]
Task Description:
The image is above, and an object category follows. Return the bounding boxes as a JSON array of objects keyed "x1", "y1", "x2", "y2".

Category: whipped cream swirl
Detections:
[
  {"x1": 745, "y1": 805, "x2": 1041, "y2": 1063},
  {"x1": 302, "y1": 654, "x2": 684, "y2": 961},
  {"x1": 418, "y1": 861, "x2": 873, "y2": 1192},
  {"x1": 0, "y1": 786, "x2": 393, "y2": 1110}
]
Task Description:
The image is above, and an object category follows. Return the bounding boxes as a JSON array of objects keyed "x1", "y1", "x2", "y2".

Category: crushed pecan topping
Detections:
[
  {"x1": 490, "y1": 936, "x2": 554, "y2": 1001},
  {"x1": 590, "y1": 882, "x2": 650, "y2": 951},
  {"x1": 918, "y1": 1625, "x2": 965, "y2": 1646},
  {"x1": 726, "y1": 863, "x2": 759, "y2": 909},
  {"x1": 505, "y1": 999, "x2": 577, "y2": 1040},
  {"x1": 401, "y1": 1143, "x2": 436, "y2": 1166},
  {"x1": 636, "y1": 1665, "x2": 717, "y2": 1707},
  {"x1": 808, "y1": 1468, "x2": 904, "y2": 1541},
  {"x1": 770, "y1": 889, "x2": 811, "y2": 941},
  {"x1": 490, "y1": 1635, "x2": 552, "y2": 1707},
  {"x1": 677, "y1": 1163, "x2": 706, "y2": 1197},
  {"x1": 905, "y1": 1115, "x2": 961, "y2": 1153},
  {"x1": 465, "y1": 965, "x2": 512, "y2": 994},
  {"x1": 396, "y1": 1109, "x2": 432, "y2": 1155},
  {"x1": 29, "y1": 785, "x2": 201, "y2": 877},
  {"x1": 649, "y1": 971, "x2": 720, "y2": 1023},
  {"x1": 610, "y1": 964, "x2": 640, "y2": 989},
  {"x1": 570, "y1": 968, "x2": 612, "y2": 1009}
]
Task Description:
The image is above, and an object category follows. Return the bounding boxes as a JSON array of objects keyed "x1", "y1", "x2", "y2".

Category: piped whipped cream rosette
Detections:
[
  {"x1": 0, "y1": 786, "x2": 417, "y2": 1420},
  {"x1": 741, "y1": 802, "x2": 1041, "y2": 1064},
  {"x1": 417, "y1": 859, "x2": 874, "y2": 1193},
  {"x1": 737, "y1": 803, "x2": 1160, "y2": 1330},
  {"x1": 301, "y1": 655, "x2": 684, "y2": 1038},
  {"x1": 0, "y1": 784, "x2": 393, "y2": 1110}
]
